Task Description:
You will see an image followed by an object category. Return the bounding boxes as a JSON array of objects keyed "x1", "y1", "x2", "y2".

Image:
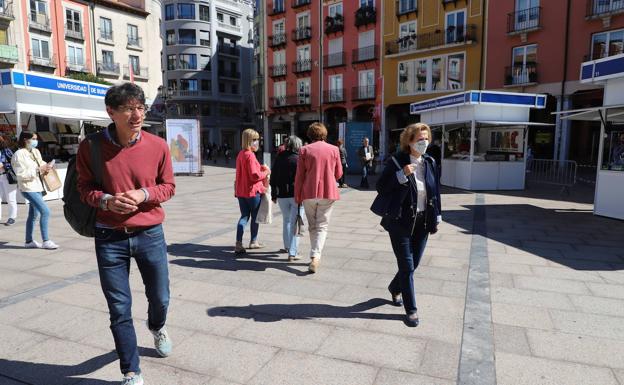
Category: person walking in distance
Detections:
[
  {"x1": 76, "y1": 83, "x2": 176, "y2": 385},
  {"x1": 271, "y1": 135, "x2": 304, "y2": 261},
  {"x1": 336, "y1": 139, "x2": 348, "y2": 188},
  {"x1": 358, "y1": 137, "x2": 374, "y2": 188},
  {"x1": 235, "y1": 129, "x2": 270, "y2": 254},
  {"x1": 11, "y1": 132, "x2": 58, "y2": 249},
  {"x1": 295, "y1": 123, "x2": 343, "y2": 273},
  {"x1": 375, "y1": 123, "x2": 441, "y2": 327},
  {"x1": 0, "y1": 136, "x2": 18, "y2": 226}
]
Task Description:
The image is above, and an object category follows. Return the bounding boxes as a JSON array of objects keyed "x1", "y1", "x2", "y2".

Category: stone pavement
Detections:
[{"x1": 0, "y1": 165, "x2": 623, "y2": 385}]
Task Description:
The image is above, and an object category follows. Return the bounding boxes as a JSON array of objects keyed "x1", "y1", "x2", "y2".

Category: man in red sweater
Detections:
[{"x1": 76, "y1": 83, "x2": 175, "y2": 385}]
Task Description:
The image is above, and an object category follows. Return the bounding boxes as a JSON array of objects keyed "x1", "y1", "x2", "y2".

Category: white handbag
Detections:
[{"x1": 255, "y1": 185, "x2": 273, "y2": 224}]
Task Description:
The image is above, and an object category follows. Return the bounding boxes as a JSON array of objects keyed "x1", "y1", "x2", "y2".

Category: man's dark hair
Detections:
[
  {"x1": 18, "y1": 131, "x2": 35, "y2": 148},
  {"x1": 104, "y1": 83, "x2": 146, "y2": 109}
]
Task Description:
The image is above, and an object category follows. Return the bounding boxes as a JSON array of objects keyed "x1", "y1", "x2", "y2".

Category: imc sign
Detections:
[{"x1": 345, "y1": 122, "x2": 373, "y2": 175}]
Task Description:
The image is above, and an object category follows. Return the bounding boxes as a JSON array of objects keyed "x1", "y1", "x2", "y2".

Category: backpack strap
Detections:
[{"x1": 89, "y1": 133, "x2": 102, "y2": 186}]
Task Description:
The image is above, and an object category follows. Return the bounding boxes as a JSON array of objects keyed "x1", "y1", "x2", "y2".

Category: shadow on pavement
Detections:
[
  {"x1": 207, "y1": 298, "x2": 403, "y2": 322},
  {"x1": 0, "y1": 351, "x2": 118, "y2": 385},
  {"x1": 167, "y1": 243, "x2": 309, "y2": 276},
  {"x1": 0, "y1": 242, "x2": 27, "y2": 250},
  {"x1": 444, "y1": 204, "x2": 624, "y2": 271}
]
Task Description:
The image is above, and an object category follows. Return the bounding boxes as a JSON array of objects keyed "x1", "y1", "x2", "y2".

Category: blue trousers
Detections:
[
  {"x1": 21, "y1": 191, "x2": 50, "y2": 242},
  {"x1": 95, "y1": 225, "x2": 170, "y2": 375},
  {"x1": 237, "y1": 193, "x2": 261, "y2": 242},
  {"x1": 277, "y1": 197, "x2": 303, "y2": 256}
]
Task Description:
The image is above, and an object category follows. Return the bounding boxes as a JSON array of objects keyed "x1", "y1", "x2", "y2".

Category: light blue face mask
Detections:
[{"x1": 30, "y1": 140, "x2": 39, "y2": 149}]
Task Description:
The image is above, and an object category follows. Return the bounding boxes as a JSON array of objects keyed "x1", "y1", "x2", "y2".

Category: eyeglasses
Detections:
[{"x1": 117, "y1": 105, "x2": 147, "y2": 114}]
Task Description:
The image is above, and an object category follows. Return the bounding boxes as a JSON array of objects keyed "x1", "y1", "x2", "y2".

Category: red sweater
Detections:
[
  {"x1": 235, "y1": 149, "x2": 267, "y2": 198},
  {"x1": 76, "y1": 129, "x2": 176, "y2": 227}
]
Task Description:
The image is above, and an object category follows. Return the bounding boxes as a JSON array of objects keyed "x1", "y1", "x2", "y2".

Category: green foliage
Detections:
[{"x1": 65, "y1": 72, "x2": 112, "y2": 86}]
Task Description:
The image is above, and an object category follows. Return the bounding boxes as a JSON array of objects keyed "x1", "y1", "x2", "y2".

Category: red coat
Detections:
[
  {"x1": 295, "y1": 141, "x2": 343, "y2": 204},
  {"x1": 235, "y1": 149, "x2": 268, "y2": 198}
]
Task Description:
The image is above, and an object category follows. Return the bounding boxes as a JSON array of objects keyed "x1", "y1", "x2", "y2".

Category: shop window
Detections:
[{"x1": 603, "y1": 129, "x2": 624, "y2": 171}]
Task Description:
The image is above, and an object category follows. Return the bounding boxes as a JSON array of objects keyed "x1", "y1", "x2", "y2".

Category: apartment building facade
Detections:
[
  {"x1": 382, "y1": 0, "x2": 484, "y2": 149},
  {"x1": 162, "y1": 0, "x2": 255, "y2": 148},
  {"x1": 486, "y1": 0, "x2": 624, "y2": 164}
]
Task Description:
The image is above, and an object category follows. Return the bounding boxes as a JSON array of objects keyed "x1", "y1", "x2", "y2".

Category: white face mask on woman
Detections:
[
  {"x1": 251, "y1": 140, "x2": 260, "y2": 150},
  {"x1": 410, "y1": 140, "x2": 429, "y2": 155}
]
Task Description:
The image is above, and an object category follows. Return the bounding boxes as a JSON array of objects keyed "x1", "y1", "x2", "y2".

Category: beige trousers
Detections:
[{"x1": 302, "y1": 198, "x2": 335, "y2": 259}]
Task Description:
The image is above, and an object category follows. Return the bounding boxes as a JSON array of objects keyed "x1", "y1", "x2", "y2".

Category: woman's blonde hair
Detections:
[
  {"x1": 241, "y1": 129, "x2": 260, "y2": 150},
  {"x1": 399, "y1": 123, "x2": 432, "y2": 153},
  {"x1": 307, "y1": 122, "x2": 328, "y2": 142}
]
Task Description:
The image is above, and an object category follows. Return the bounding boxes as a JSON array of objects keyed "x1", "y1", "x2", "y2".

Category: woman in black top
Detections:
[
  {"x1": 336, "y1": 139, "x2": 348, "y2": 188},
  {"x1": 270, "y1": 135, "x2": 304, "y2": 261}
]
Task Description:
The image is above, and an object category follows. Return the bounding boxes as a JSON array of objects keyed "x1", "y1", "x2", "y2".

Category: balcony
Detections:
[
  {"x1": 98, "y1": 30, "x2": 114, "y2": 44},
  {"x1": 352, "y1": 45, "x2": 378, "y2": 63},
  {"x1": 292, "y1": 59, "x2": 312, "y2": 73},
  {"x1": 29, "y1": 53, "x2": 57, "y2": 69},
  {"x1": 169, "y1": 90, "x2": 212, "y2": 98},
  {"x1": 218, "y1": 21, "x2": 241, "y2": 33},
  {"x1": 29, "y1": 13, "x2": 51, "y2": 33},
  {"x1": 385, "y1": 24, "x2": 477, "y2": 55},
  {"x1": 127, "y1": 36, "x2": 143, "y2": 50},
  {"x1": 355, "y1": 6, "x2": 376, "y2": 27},
  {"x1": 323, "y1": 52, "x2": 346, "y2": 68},
  {"x1": 97, "y1": 61, "x2": 121, "y2": 76},
  {"x1": 268, "y1": 2, "x2": 286, "y2": 15},
  {"x1": 507, "y1": 7, "x2": 541, "y2": 34},
  {"x1": 270, "y1": 94, "x2": 310, "y2": 108},
  {"x1": 0, "y1": 44, "x2": 18, "y2": 64},
  {"x1": 396, "y1": 0, "x2": 417, "y2": 17},
  {"x1": 269, "y1": 64, "x2": 287, "y2": 77},
  {"x1": 65, "y1": 27, "x2": 84, "y2": 40},
  {"x1": 218, "y1": 44, "x2": 240, "y2": 57},
  {"x1": 352, "y1": 85, "x2": 376, "y2": 101},
  {"x1": 292, "y1": 0, "x2": 310, "y2": 8},
  {"x1": 325, "y1": 14, "x2": 344, "y2": 34},
  {"x1": 219, "y1": 69, "x2": 241, "y2": 79},
  {"x1": 504, "y1": 63, "x2": 538, "y2": 86},
  {"x1": 65, "y1": 58, "x2": 90, "y2": 73},
  {"x1": 269, "y1": 33, "x2": 287, "y2": 47},
  {"x1": 586, "y1": 0, "x2": 624, "y2": 17},
  {"x1": 323, "y1": 89, "x2": 345, "y2": 104},
  {"x1": 124, "y1": 65, "x2": 149, "y2": 80},
  {"x1": 0, "y1": 3, "x2": 14, "y2": 21},
  {"x1": 292, "y1": 26, "x2": 312, "y2": 42}
]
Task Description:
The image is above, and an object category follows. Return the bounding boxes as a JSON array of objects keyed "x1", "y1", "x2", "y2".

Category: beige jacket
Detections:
[{"x1": 11, "y1": 148, "x2": 45, "y2": 192}]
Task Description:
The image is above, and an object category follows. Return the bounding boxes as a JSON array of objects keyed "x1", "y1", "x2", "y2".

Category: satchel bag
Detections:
[
  {"x1": 5, "y1": 168, "x2": 17, "y2": 184},
  {"x1": 42, "y1": 167, "x2": 62, "y2": 192},
  {"x1": 255, "y1": 185, "x2": 273, "y2": 224}
]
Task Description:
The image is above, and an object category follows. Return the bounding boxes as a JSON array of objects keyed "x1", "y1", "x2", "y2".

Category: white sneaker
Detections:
[
  {"x1": 121, "y1": 372, "x2": 144, "y2": 385},
  {"x1": 25, "y1": 241, "x2": 42, "y2": 249},
  {"x1": 146, "y1": 320, "x2": 172, "y2": 357},
  {"x1": 41, "y1": 240, "x2": 59, "y2": 249}
]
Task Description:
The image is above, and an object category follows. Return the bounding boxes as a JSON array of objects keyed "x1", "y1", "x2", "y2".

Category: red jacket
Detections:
[
  {"x1": 295, "y1": 141, "x2": 343, "y2": 204},
  {"x1": 235, "y1": 149, "x2": 268, "y2": 198},
  {"x1": 76, "y1": 128, "x2": 175, "y2": 227}
]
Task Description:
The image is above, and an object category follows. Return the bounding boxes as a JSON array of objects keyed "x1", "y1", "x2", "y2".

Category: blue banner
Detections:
[{"x1": 345, "y1": 122, "x2": 373, "y2": 175}]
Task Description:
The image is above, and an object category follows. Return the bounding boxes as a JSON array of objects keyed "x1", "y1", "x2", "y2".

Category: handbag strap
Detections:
[
  {"x1": 89, "y1": 133, "x2": 103, "y2": 186},
  {"x1": 390, "y1": 156, "x2": 401, "y2": 170}
]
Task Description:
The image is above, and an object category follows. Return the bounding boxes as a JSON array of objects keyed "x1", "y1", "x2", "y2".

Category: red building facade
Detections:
[{"x1": 265, "y1": 0, "x2": 380, "y2": 147}]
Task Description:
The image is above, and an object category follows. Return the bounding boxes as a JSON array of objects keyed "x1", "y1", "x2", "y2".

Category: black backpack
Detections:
[{"x1": 63, "y1": 133, "x2": 102, "y2": 237}]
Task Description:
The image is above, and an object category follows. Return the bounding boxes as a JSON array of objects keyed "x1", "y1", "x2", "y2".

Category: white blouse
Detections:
[{"x1": 410, "y1": 155, "x2": 427, "y2": 212}]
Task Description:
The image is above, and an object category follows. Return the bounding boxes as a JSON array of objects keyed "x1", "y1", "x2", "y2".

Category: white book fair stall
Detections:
[
  {"x1": 410, "y1": 91, "x2": 548, "y2": 191},
  {"x1": 0, "y1": 70, "x2": 110, "y2": 202},
  {"x1": 556, "y1": 53, "x2": 624, "y2": 221}
]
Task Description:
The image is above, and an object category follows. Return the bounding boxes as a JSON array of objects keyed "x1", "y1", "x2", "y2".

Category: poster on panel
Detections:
[{"x1": 166, "y1": 119, "x2": 202, "y2": 174}]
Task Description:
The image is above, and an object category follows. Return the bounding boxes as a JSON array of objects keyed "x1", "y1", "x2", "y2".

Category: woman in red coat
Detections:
[{"x1": 235, "y1": 129, "x2": 270, "y2": 254}]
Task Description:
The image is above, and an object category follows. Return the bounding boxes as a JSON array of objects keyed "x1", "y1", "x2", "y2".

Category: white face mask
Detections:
[
  {"x1": 251, "y1": 140, "x2": 259, "y2": 150},
  {"x1": 411, "y1": 140, "x2": 429, "y2": 154}
]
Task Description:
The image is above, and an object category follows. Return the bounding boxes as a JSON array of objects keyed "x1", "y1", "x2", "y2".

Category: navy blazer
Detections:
[{"x1": 374, "y1": 151, "x2": 442, "y2": 235}]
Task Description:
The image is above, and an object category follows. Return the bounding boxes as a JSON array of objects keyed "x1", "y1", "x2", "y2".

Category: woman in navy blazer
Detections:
[{"x1": 375, "y1": 123, "x2": 441, "y2": 327}]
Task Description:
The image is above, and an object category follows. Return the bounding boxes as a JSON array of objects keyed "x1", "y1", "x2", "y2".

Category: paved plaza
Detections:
[{"x1": 0, "y1": 164, "x2": 623, "y2": 385}]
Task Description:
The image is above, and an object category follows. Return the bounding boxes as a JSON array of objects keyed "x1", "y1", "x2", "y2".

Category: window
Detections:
[
  {"x1": 199, "y1": 5, "x2": 209, "y2": 21},
  {"x1": 297, "y1": 12, "x2": 310, "y2": 28},
  {"x1": 297, "y1": 78, "x2": 310, "y2": 104},
  {"x1": 358, "y1": 70, "x2": 374, "y2": 99},
  {"x1": 67, "y1": 44, "x2": 84, "y2": 65},
  {"x1": 432, "y1": 57, "x2": 444, "y2": 90},
  {"x1": 274, "y1": 81, "x2": 286, "y2": 106},
  {"x1": 200, "y1": 54, "x2": 211, "y2": 70},
  {"x1": 511, "y1": 44, "x2": 537, "y2": 84},
  {"x1": 219, "y1": 103, "x2": 240, "y2": 116},
  {"x1": 165, "y1": 4, "x2": 175, "y2": 20},
  {"x1": 199, "y1": 30, "x2": 210, "y2": 46},
  {"x1": 180, "y1": 79, "x2": 198, "y2": 91},
  {"x1": 446, "y1": 9, "x2": 466, "y2": 44},
  {"x1": 514, "y1": 0, "x2": 539, "y2": 30},
  {"x1": 166, "y1": 30, "x2": 175, "y2": 45},
  {"x1": 177, "y1": 3, "x2": 195, "y2": 19},
  {"x1": 167, "y1": 54, "x2": 176, "y2": 70},
  {"x1": 179, "y1": 54, "x2": 197, "y2": 69},
  {"x1": 219, "y1": 83, "x2": 225, "y2": 92},
  {"x1": 398, "y1": 52, "x2": 465, "y2": 95},
  {"x1": 30, "y1": 0, "x2": 47, "y2": 22},
  {"x1": 273, "y1": 0, "x2": 284, "y2": 12},
  {"x1": 128, "y1": 24, "x2": 139, "y2": 46},
  {"x1": 100, "y1": 17, "x2": 112, "y2": 40},
  {"x1": 447, "y1": 54, "x2": 464, "y2": 89},
  {"x1": 230, "y1": 16, "x2": 237, "y2": 26},
  {"x1": 65, "y1": 9, "x2": 81, "y2": 33},
  {"x1": 102, "y1": 50, "x2": 114, "y2": 65},
  {"x1": 0, "y1": 29, "x2": 8, "y2": 45},
  {"x1": 593, "y1": 0, "x2": 624, "y2": 14},
  {"x1": 602, "y1": 130, "x2": 624, "y2": 171},
  {"x1": 358, "y1": 30, "x2": 375, "y2": 60},
  {"x1": 178, "y1": 29, "x2": 196, "y2": 45},
  {"x1": 399, "y1": 21, "x2": 416, "y2": 52},
  {"x1": 296, "y1": 45, "x2": 311, "y2": 71},
  {"x1": 398, "y1": 0, "x2": 416, "y2": 14},
  {"x1": 360, "y1": 0, "x2": 373, "y2": 6},
  {"x1": 217, "y1": 12, "x2": 223, "y2": 22},
  {"x1": 31, "y1": 37, "x2": 50, "y2": 59},
  {"x1": 328, "y1": 2, "x2": 342, "y2": 17},
  {"x1": 329, "y1": 75, "x2": 343, "y2": 101},
  {"x1": 273, "y1": 50, "x2": 285, "y2": 75},
  {"x1": 328, "y1": 37, "x2": 343, "y2": 66},
  {"x1": 591, "y1": 28, "x2": 624, "y2": 60},
  {"x1": 167, "y1": 79, "x2": 177, "y2": 90},
  {"x1": 201, "y1": 104, "x2": 211, "y2": 116},
  {"x1": 201, "y1": 79, "x2": 211, "y2": 91},
  {"x1": 231, "y1": 84, "x2": 239, "y2": 94},
  {"x1": 129, "y1": 55, "x2": 140, "y2": 73}
]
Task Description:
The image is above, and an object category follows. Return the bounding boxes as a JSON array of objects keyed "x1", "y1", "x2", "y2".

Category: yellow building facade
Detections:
[{"x1": 382, "y1": 0, "x2": 484, "y2": 146}]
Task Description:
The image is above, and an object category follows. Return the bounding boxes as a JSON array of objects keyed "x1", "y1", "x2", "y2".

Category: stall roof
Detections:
[
  {"x1": 410, "y1": 90, "x2": 547, "y2": 115},
  {"x1": 476, "y1": 120, "x2": 555, "y2": 126},
  {"x1": 553, "y1": 104, "x2": 624, "y2": 122}
]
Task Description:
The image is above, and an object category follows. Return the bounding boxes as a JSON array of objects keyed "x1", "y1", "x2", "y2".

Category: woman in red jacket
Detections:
[{"x1": 235, "y1": 129, "x2": 270, "y2": 254}]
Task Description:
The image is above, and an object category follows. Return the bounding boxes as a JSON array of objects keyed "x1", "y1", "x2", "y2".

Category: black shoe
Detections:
[
  {"x1": 404, "y1": 312, "x2": 419, "y2": 327},
  {"x1": 388, "y1": 286, "x2": 403, "y2": 307}
]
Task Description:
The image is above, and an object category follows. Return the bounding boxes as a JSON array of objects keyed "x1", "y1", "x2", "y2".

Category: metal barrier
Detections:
[{"x1": 526, "y1": 159, "x2": 577, "y2": 195}]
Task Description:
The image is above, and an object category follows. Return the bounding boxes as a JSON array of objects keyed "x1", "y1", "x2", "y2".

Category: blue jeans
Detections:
[
  {"x1": 21, "y1": 191, "x2": 50, "y2": 242},
  {"x1": 94, "y1": 224, "x2": 170, "y2": 375},
  {"x1": 277, "y1": 198, "x2": 303, "y2": 256},
  {"x1": 387, "y1": 215, "x2": 428, "y2": 314},
  {"x1": 237, "y1": 193, "x2": 261, "y2": 243}
]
